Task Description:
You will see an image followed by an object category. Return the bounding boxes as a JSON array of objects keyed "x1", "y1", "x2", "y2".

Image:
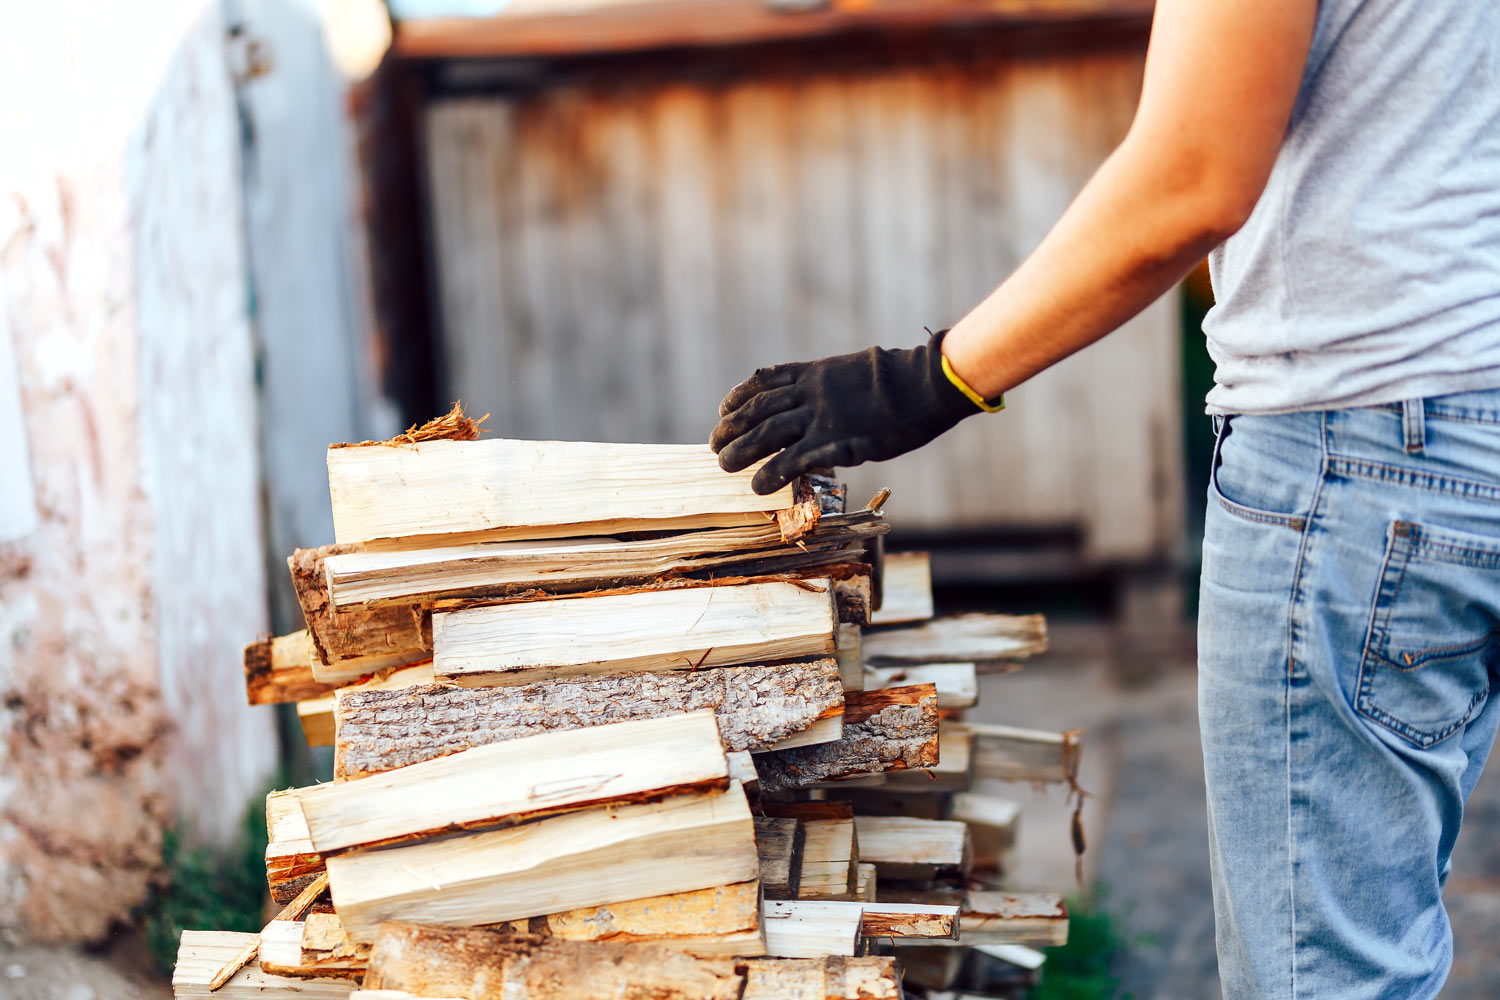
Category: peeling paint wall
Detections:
[{"x1": 0, "y1": 1, "x2": 277, "y2": 941}]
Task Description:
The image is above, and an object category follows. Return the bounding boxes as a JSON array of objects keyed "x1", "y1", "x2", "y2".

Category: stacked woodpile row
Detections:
[{"x1": 174, "y1": 409, "x2": 1084, "y2": 1000}]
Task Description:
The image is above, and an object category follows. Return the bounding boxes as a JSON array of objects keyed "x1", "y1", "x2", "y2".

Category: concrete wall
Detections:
[{"x1": 0, "y1": 1, "x2": 277, "y2": 941}]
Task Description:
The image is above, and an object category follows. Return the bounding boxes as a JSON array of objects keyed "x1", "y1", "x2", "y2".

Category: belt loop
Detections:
[{"x1": 1402, "y1": 399, "x2": 1426, "y2": 455}]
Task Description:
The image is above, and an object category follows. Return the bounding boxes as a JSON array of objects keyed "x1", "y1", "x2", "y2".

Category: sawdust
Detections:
[{"x1": 330, "y1": 402, "x2": 489, "y2": 449}]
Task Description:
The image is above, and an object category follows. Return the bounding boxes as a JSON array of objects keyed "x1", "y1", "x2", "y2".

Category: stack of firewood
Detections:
[{"x1": 174, "y1": 409, "x2": 1083, "y2": 1000}]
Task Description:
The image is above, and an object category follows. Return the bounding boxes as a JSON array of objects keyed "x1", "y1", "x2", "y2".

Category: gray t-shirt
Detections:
[{"x1": 1203, "y1": 0, "x2": 1500, "y2": 415}]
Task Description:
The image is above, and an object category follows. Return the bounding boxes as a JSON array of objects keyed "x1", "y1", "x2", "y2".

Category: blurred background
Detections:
[{"x1": 0, "y1": 1, "x2": 1494, "y2": 997}]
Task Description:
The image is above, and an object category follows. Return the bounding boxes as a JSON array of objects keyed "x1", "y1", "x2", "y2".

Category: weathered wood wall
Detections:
[{"x1": 423, "y1": 45, "x2": 1182, "y2": 562}]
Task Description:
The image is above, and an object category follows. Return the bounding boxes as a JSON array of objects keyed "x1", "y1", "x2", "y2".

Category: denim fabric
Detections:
[{"x1": 1199, "y1": 389, "x2": 1500, "y2": 1000}]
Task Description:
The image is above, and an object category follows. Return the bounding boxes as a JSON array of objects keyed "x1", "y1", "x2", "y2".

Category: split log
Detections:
[
  {"x1": 266, "y1": 787, "x2": 324, "y2": 906},
  {"x1": 300, "y1": 661, "x2": 436, "y2": 748},
  {"x1": 755, "y1": 816, "x2": 804, "y2": 901},
  {"x1": 835, "y1": 624, "x2": 863, "y2": 691},
  {"x1": 496, "y1": 880, "x2": 764, "y2": 957},
  {"x1": 755, "y1": 684, "x2": 939, "y2": 793},
  {"x1": 301, "y1": 712, "x2": 728, "y2": 853},
  {"x1": 431, "y1": 577, "x2": 836, "y2": 686},
  {"x1": 920, "y1": 892, "x2": 1070, "y2": 948},
  {"x1": 258, "y1": 916, "x2": 368, "y2": 981},
  {"x1": 778, "y1": 900, "x2": 959, "y2": 940},
  {"x1": 852, "y1": 816, "x2": 970, "y2": 881},
  {"x1": 326, "y1": 782, "x2": 759, "y2": 941},
  {"x1": 361, "y1": 923, "x2": 744, "y2": 1000},
  {"x1": 740, "y1": 956, "x2": 902, "y2": 1000},
  {"x1": 949, "y1": 793, "x2": 1021, "y2": 873},
  {"x1": 762, "y1": 900, "x2": 862, "y2": 958},
  {"x1": 333, "y1": 660, "x2": 843, "y2": 780},
  {"x1": 326, "y1": 438, "x2": 795, "y2": 546},
  {"x1": 796, "y1": 818, "x2": 858, "y2": 901},
  {"x1": 869, "y1": 550, "x2": 934, "y2": 626},
  {"x1": 863, "y1": 613, "x2": 1047, "y2": 666},
  {"x1": 244, "y1": 630, "x2": 338, "y2": 705},
  {"x1": 322, "y1": 511, "x2": 885, "y2": 609},
  {"x1": 955, "y1": 721, "x2": 1083, "y2": 784},
  {"x1": 172, "y1": 930, "x2": 353, "y2": 998},
  {"x1": 863, "y1": 662, "x2": 977, "y2": 709},
  {"x1": 289, "y1": 544, "x2": 429, "y2": 682},
  {"x1": 884, "y1": 722, "x2": 975, "y2": 791},
  {"x1": 855, "y1": 863, "x2": 877, "y2": 902}
]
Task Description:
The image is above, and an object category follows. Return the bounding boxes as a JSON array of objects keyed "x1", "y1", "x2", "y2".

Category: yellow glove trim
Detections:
[{"x1": 941, "y1": 354, "x2": 1005, "y2": 413}]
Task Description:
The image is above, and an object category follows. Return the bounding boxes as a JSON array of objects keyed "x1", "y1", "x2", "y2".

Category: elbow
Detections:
[
  {"x1": 1121, "y1": 132, "x2": 1270, "y2": 249},
  {"x1": 1193, "y1": 180, "x2": 1261, "y2": 245}
]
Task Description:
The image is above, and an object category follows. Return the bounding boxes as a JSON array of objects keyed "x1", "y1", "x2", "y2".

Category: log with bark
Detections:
[
  {"x1": 289, "y1": 544, "x2": 429, "y2": 683},
  {"x1": 332, "y1": 660, "x2": 844, "y2": 780},
  {"x1": 754, "y1": 684, "x2": 939, "y2": 793},
  {"x1": 243, "y1": 630, "x2": 338, "y2": 705}
]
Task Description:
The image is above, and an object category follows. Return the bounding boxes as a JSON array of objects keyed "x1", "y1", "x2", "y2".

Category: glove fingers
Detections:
[
  {"x1": 709, "y1": 386, "x2": 801, "y2": 453},
  {"x1": 716, "y1": 410, "x2": 806, "y2": 474},
  {"x1": 718, "y1": 364, "x2": 800, "y2": 418},
  {"x1": 751, "y1": 441, "x2": 819, "y2": 496}
]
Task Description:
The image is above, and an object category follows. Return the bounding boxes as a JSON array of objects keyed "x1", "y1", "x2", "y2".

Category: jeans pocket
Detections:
[
  {"x1": 1356, "y1": 520, "x2": 1499, "y2": 748},
  {"x1": 1209, "y1": 415, "x2": 1309, "y2": 530}
]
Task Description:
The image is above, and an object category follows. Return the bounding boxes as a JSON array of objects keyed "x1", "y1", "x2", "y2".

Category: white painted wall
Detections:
[{"x1": 0, "y1": 0, "x2": 277, "y2": 941}]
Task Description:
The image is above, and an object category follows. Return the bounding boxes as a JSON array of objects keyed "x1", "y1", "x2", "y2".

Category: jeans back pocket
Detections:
[{"x1": 1357, "y1": 520, "x2": 1499, "y2": 748}]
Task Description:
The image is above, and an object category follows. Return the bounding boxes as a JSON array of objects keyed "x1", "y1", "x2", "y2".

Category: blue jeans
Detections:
[{"x1": 1199, "y1": 392, "x2": 1500, "y2": 1000}]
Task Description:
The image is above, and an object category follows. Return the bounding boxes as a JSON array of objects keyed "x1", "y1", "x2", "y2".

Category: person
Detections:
[{"x1": 709, "y1": 0, "x2": 1500, "y2": 996}]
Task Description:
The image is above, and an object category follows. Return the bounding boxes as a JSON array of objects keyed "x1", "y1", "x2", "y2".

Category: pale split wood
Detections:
[
  {"x1": 300, "y1": 711, "x2": 729, "y2": 853},
  {"x1": 869, "y1": 550, "x2": 934, "y2": 626},
  {"x1": 855, "y1": 863, "x2": 877, "y2": 903},
  {"x1": 739, "y1": 956, "x2": 902, "y2": 1000},
  {"x1": 172, "y1": 930, "x2": 354, "y2": 999},
  {"x1": 243, "y1": 630, "x2": 338, "y2": 706},
  {"x1": 333, "y1": 659, "x2": 843, "y2": 780},
  {"x1": 835, "y1": 624, "x2": 863, "y2": 691},
  {"x1": 754, "y1": 816, "x2": 804, "y2": 901},
  {"x1": 863, "y1": 662, "x2": 976, "y2": 709},
  {"x1": 326, "y1": 782, "x2": 760, "y2": 942},
  {"x1": 326, "y1": 438, "x2": 794, "y2": 545},
  {"x1": 797, "y1": 819, "x2": 857, "y2": 902},
  {"x1": 431, "y1": 577, "x2": 837, "y2": 686},
  {"x1": 361, "y1": 923, "x2": 745, "y2": 999},
  {"x1": 257, "y1": 913, "x2": 371, "y2": 981},
  {"x1": 920, "y1": 891, "x2": 1070, "y2": 948},
  {"x1": 288, "y1": 544, "x2": 428, "y2": 678},
  {"x1": 755, "y1": 683, "x2": 939, "y2": 793},
  {"x1": 949, "y1": 792, "x2": 1021, "y2": 872},
  {"x1": 499, "y1": 879, "x2": 765, "y2": 957},
  {"x1": 265, "y1": 788, "x2": 324, "y2": 906},
  {"x1": 852, "y1": 816, "x2": 971, "y2": 881},
  {"x1": 322, "y1": 512, "x2": 884, "y2": 610},
  {"x1": 862, "y1": 612, "x2": 1047, "y2": 665},
  {"x1": 771, "y1": 900, "x2": 960, "y2": 940},
  {"x1": 952, "y1": 721, "x2": 1083, "y2": 784},
  {"x1": 206, "y1": 936, "x2": 259, "y2": 992},
  {"x1": 762, "y1": 900, "x2": 861, "y2": 958}
]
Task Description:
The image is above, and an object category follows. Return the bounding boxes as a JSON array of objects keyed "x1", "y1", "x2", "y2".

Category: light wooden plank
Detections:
[
  {"x1": 855, "y1": 863, "x2": 877, "y2": 903},
  {"x1": 863, "y1": 613, "x2": 1047, "y2": 665},
  {"x1": 796, "y1": 818, "x2": 857, "y2": 901},
  {"x1": 922, "y1": 892, "x2": 1070, "y2": 949},
  {"x1": 301, "y1": 712, "x2": 728, "y2": 853},
  {"x1": 954, "y1": 721, "x2": 1083, "y2": 784},
  {"x1": 869, "y1": 551, "x2": 934, "y2": 626},
  {"x1": 265, "y1": 787, "x2": 323, "y2": 906},
  {"x1": 327, "y1": 439, "x2": 793, "y2": 545},
  {"x1": 499, "y1": 880, "x2": 765, "y2": 957},
  {"x1": 949, "y1": 792, "x2": 1021, "y2": 872},
  {"x1": 326, "y1": 782, "x2": 759, "y2": 941},
  {"x1": 863, "y1": 662, "x2": 977, "y2": 709},
  {"x1": 172, "y1": 930, "x2": 354, "y2": 998},
  {"x1": 361, "y1": 923, "x2": 745, "y2": 999},
  {"x1": 852, "y1": 816, "x2": 970, "y2": 881},
  {"x1": 333, "y1": 660, "x2": 844, "y2": 780},
  {"x1": 740, "y1": 956, "x2": 902, "y2": 1000},
  {"x1": 835, "y1": 624, "x2": 863, "y2": 691},
  {"x1": 433, "y1": 578, "x2": 836, "y2": 686},
  {"x1": 762, "y1": 901, "x2": 861, "y2": 958}
]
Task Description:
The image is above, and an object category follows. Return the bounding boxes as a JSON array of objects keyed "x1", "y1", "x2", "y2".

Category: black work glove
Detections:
[{"x1": 710, "y1": 329, "x2": 1001, "y2": 495}]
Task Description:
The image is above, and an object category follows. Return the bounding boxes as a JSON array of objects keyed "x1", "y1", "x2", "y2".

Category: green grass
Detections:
[
  {"x1": 139, "y1": 792, "x2": 275, "y2": 973},
  {"x1": 1029, "y1": 890, "x2": 1138, "y2": 1000}
]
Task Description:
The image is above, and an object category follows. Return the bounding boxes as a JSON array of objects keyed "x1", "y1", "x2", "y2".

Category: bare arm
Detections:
[{"x1": 941, "y1": 0, "x2": 1319, "y2": 398}]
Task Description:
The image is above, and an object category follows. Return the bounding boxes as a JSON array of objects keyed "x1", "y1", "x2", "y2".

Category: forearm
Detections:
[{"x1": 941, "y1": 136, "x2": 1234, "y2": 400}]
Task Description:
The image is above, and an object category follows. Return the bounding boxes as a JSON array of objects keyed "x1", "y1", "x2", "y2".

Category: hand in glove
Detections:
[{"x1": 710, "y1": 329, "x2": 1003, "y2": 495}]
